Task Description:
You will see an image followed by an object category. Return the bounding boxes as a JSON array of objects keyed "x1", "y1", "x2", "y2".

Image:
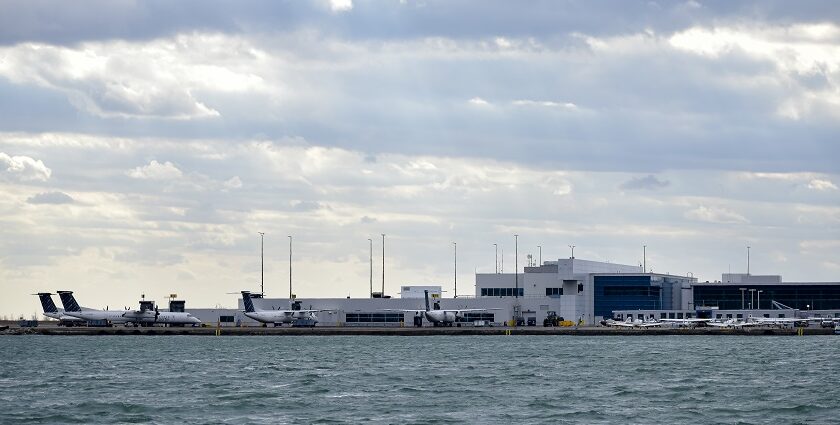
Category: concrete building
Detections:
[
  {"x1": 475, "y1": 258, "x2": 696, "y2": 325},
  {"x1": 180, "y1": 258, "x2": 840, "y2": 327}
]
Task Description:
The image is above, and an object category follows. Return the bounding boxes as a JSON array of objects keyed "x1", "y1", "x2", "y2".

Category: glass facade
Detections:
[
  {"x1": 345, "y1": 312, "x2": 405, "y2": 323},
  {"x1": 480, "y1": 288, "x2": 524, "y2": 297},
  {"x1": 594, "y1": 275, "x2": 662, "y2": 319},
  {"x1": 693, "y1": 284, "x2": 840, "y2": 310},
  {"x1": 461, "y1": 313, "x2": 496, "y2": 322}
]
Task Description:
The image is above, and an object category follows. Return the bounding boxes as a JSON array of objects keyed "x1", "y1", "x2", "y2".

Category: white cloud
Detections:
[
  {"x1": 224, "y1": 176, "x2": 243, "y2": 189},
  {"x1": 0, "y1": 34, "x2": 275, "y2": 119},
  {"x1": 0, "y1": 152, "x2": 51, "y2": 181},
  {"x1": 328, "y1": 0, "x2": 353, "y2": 12},
  {"x1": 127, "y1": 160, "x2": 183, "y2": 180},
  {"x1": 511, "y1": 99, "x2": 578, "y2": 109},
  {"x1": 468, "y1": 97, "x2": 489, "y2": 105},
  {"x1": 669, "y1": 23, "x2": 840, "y2": 119},
  {"x1": 807, "y1": 178, "x2": 838, "y2": 191},
  {"x1": 684, "y1": 205, "x2": 748, "y2": 224}
]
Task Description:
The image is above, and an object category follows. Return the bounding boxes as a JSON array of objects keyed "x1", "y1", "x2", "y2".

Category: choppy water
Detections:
[{"x1": 1, "y1": 335, "x2": 838, "y2": 424}]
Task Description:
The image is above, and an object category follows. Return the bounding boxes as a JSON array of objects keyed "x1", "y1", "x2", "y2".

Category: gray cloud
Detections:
[
  {"x1": 3, "y1": 1, "x2": 839, "y2": 46},
  {"x1": 621, "y1": 175, "x2": 670, "y2": 190},
  {"x1": 26, "y1": 191, "x2": 74, "y2": 204}
]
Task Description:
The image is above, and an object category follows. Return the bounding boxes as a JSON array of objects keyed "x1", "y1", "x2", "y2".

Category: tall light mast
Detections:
[{"x1": 259, "y1": 232, "x2": 265, "y2": 296}]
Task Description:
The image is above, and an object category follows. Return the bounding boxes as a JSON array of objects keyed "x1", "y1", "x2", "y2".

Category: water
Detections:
[{"x1": 1, "y1": 335, "x2": 838, "y2": 424}]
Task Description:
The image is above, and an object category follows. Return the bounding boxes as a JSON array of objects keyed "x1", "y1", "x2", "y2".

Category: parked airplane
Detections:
[
  {"x1": 58, "y1": 291, "x2": 201, "y2": 326},
  {"x1": 659, "y1": 318, "x2": 712, "y2": 327},
  {"x1": 240, "y1": 291, "x2": 323, "y2": 326},
  {"x1": 706, "y1": 319, "x2": 756, "y2": 328},
  {"x1": 749, "y1": 316, "x2": 810, "y2": 327},
  {"x1": 383, "y1": 290, "x2": 499, "y2": 327},
  {"x1": 57, "y1": 291, "x2": 134, "y2": 324},
  {"x1": 806, "y1": 316, "x2": 840, "y2": 328},
  {"x1": 601, "y1": 317, "x2": 662, "y2": 328},
  {"x1": 121, "y1": 305, "x2": 202, "y2": 326},
  {"x1": 33, "y1": 293, "x2": 84, "y2": 324}
]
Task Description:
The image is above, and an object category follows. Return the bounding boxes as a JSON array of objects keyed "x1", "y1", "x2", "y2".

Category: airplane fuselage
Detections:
[
  {"x1": 63, "y1": 310, "x2": 133, "y2": 323},
  {"x1": 43, "y1": 311, "x2": 84, "y2": 322},
  {"x1": 124, "y1": 311, "x2": 202, "y2": 325},
  {"x1": 244, "y1": 310, "x2": 318, "y2": 325},
  {"x1": 424, "y1": 310, "x2": 458, "y2": 325}
]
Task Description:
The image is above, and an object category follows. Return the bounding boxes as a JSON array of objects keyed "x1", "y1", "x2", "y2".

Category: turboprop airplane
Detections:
[
  {"x1": 601, "y1": 317, "x2": 661, "y2": 328},
  {"x1": 57, "y1": 290, "x2": 134, "y2": 324},
  {"x1": 120, "y1": 304, "x2": 202, "y2": 326},
  {"x1": 749, "y1": 316, "x2": 810, "y2": 327},
  {"x1": 383, "y1": 290, "x2": 499, "y2": 327},
  {"x1": 240, "y1": 291, "x2": 324, "y2": 327},
  {"x1": 706, "y1": 319, "x2": 756, "y2": 328},
  {"x1": 33, "y1": 293, "x2": 84, "y2": 324},
  {"x1": 659, "y1": 317, "x2": 713, "y2": 327}
]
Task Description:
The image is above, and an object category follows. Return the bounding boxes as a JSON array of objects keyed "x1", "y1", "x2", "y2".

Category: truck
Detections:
[{"x1": 543, "y1": 311, "x2": 562, "y2": 327}]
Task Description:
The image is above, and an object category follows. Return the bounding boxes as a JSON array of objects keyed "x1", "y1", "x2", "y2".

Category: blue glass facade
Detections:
[
  {"x1": 594, "y1": 275, "x2": 662, "y2": 319},
  {"x1": 693, "y1": 284, "x2": 840, "y2": 310}
]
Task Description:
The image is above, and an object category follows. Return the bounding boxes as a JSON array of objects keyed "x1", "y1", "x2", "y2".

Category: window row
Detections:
[
  {"x1": 480, "y1": 288, "x2": 525, "y2": 297},
  {"x1": 345, "y1": 313, "x2": 405, "y2": 323},
  {"x1": 545, "y1": 287, "x2": 563, "y2": 296}
]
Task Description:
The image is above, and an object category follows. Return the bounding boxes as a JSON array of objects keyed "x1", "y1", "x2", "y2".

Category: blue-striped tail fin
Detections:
[
  {"x1": 36, "y1": 293, "x2": 58, "y2": 313},
  {"x1": 57, "y1": 291, "x2": 81, "y2": 312},
  {"x1": 241, "y1": 291, "x2": 256, "y2": 313}
]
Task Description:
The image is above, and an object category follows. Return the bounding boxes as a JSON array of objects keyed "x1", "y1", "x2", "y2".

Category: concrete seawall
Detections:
[{"x1": 2, "y1": 326, "x2": 833, "y2": 336}]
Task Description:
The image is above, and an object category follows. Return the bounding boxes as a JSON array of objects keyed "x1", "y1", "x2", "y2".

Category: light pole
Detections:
[
  {"x1": 288, "y1": 235, "x2": 293, "y2": 299},
  {"x1": 259, "y1": 232, "x2": 265, "y2": 296},
  {"x1": 381, "y1": 233, "x2": 385, "y2": 295},
  {"x1": 569, "y1": 245, "x2": 575, "y2": 259},
  {"x1": 368, "y1": 238, "x2": 373, "y2": 298},
  {"x1": 757, "y1": 290, "x2": 763, "y2": 310},
  {"x1": 747, "y1": 246, "x2": 751, "y2": 275},
  {"x1": 453, "y1": 242, "x2": 457, "y2": 298},
  {"x1": 643, "y1": 245, "x2": 646, "y2": 273},
  {"x1": 739, "y1": 287, "x2": 746, "y2": 310},
  {"x1": 537, "y1": 245, "x2": 542, "y2": 266},
  {"x1": 494, "y1": 243, "x2": 498, "y2": 274},
  {"x1": 749, "y1": 289, "x2": 756, "y2": 310},
  {"x1": 514, "y1": 234, "x2": 519, "y2": 298}
]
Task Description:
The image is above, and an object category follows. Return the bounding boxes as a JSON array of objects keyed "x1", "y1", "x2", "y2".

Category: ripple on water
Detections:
[{"x1": 2, "y1": 335, "x2": 840, "y2": 424}]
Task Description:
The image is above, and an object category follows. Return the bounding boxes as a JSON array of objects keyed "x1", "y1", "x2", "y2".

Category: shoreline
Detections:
[{"x1": 1, "y1": 325, "x2": 833, "y2": 336}]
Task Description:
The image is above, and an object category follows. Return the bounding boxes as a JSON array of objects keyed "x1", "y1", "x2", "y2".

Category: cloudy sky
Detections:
[{"x1": 1, "y1": 0, "x2": 839, "y2": 317}]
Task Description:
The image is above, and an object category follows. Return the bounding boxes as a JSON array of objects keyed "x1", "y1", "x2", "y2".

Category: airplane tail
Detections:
[
  {"x1": 241, "y1": 291, "x2": 257, "y2": 313},
  {"x1": 57, "y1": 291, "x2": 82, "y2": 312},
  {"x1": 35, "y1": 293, "x2": 59, "y2": 314},
  {"x1": 424, "y1": 290, "x2": 430, "y2": 312}
]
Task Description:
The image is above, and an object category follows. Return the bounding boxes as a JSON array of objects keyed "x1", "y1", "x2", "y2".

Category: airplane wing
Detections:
[
  {"x1": 380, "y1": 309, "x2": 425, "y2": 313},
  {"x1": 660, "y1": 318, "x2": 711, "y2": 323},
  {"x1": 443, "y1": 308, "x2": 502, "y2": 313}
]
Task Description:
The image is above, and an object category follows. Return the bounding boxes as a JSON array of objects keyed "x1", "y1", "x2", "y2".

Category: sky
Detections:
[{"x1": 1, "y1": 0, "x2": 839, "y2": 318}]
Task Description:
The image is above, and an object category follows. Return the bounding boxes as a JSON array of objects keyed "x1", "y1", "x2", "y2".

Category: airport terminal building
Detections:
[{"x1": 178, "y1": 257, "x2": 839, "y2": 327}]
